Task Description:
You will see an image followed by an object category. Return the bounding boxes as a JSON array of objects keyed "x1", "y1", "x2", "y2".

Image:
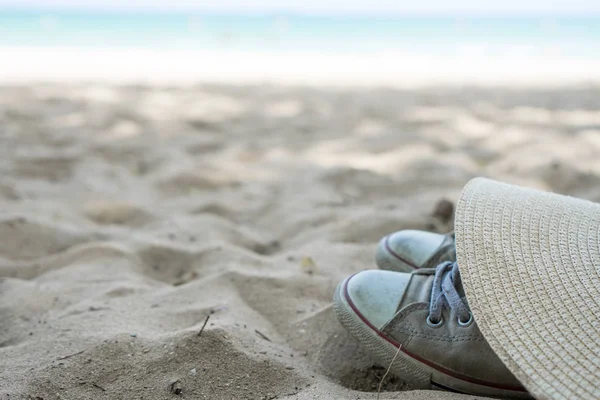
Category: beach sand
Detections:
[{"x1": 1, "y1": 83, "x2": 600, "y2": 399}]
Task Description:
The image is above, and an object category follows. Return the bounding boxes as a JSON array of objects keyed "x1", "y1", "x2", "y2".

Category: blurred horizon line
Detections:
[{"x1": 2, "y1": 6, "x2": 600, "y2": 18}]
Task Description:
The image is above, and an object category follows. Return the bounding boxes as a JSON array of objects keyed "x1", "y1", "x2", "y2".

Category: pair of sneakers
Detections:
[{"x1": 333, "y1": 230, "x2": 531, "y2": 398}]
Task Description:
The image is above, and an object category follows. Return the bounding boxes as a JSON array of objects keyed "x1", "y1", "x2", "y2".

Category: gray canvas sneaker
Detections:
[
  {"x1": 333, "y1": 262, "x2": 531, "y2": 398},
  {"x1": 375, "y1": 230, "x2": 455, "y2": 272}
]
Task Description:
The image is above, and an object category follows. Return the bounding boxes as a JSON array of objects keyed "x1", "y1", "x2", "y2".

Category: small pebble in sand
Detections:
[
  {"x1": 300, "y1": 256, "x2": 316, "y2": 275},
  {"x1": 432, "y1": 198, "x2": 454, "y2": 223},
  {"x1": 169, "y1": 378, "x2": 183, "y2": 395}
]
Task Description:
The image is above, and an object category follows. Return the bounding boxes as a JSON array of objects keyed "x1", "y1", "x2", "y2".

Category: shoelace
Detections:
[{"x1": 427, "y1": 261, "x2": 472, "y2": 326}]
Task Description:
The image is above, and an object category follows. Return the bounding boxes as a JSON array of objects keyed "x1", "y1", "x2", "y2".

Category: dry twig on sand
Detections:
[{"x1": 197, "y1": 315, "x2": 211, "y2": 337}]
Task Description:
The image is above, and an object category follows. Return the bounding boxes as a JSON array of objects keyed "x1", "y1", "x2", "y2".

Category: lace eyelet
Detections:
[
  {"x1": 457, "y1": 312, "x2": 473, "y2": 327},
  {"x1": 426, "y1": 315, "x2": 444, "y2": 328}
]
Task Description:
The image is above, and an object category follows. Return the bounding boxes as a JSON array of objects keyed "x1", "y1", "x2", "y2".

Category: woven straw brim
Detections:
[{"x1": 455, "y1": 178, "x2": 600, "y2": 400}]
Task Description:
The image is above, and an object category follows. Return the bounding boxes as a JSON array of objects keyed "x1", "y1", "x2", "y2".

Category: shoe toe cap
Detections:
[
  {"x1": 345, "y1": 270, "x2": 411, "y2": 330},
  {"x1": 379, "y1": 230, "x2": 446, "y2": 270}
]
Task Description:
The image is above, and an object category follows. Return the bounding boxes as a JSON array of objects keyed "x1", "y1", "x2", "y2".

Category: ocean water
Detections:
[{"x1": 0, "y1": 10, "x2": 599, "y2": 60}]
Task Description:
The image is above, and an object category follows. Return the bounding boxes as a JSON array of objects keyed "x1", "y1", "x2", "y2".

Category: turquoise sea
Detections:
[{"x1": 0, "y1": 10, "x2": 599, "y2": 59}]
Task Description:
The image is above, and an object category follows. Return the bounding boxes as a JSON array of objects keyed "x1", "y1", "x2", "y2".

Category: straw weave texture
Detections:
[{"x1": 455, "y1": 178, "x2": 600, "y2": 400}]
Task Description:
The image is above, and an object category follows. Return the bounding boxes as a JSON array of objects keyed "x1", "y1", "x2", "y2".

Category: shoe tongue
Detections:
[
  {"x1": 397, "y1": 233, "x2": 460, "y2": 309},
  {"x1": 397, "y1": 265, "x2": 467, "y2": 310},
  {"x1": 398, "y1": 272, "x2": 435, "y2": 310}
]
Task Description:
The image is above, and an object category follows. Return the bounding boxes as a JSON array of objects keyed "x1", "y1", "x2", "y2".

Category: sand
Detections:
[{"x1": 1, "y1": 83, "x2": 600, "y2": 399}]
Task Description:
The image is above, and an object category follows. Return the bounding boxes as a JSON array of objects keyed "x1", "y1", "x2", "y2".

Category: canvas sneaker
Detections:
[
  {"x1": 375, "y1": 230, "x2": 455, "y2": 272},
  {"x1": 333, "y1": 262, "x2": 531, "y2": 398}
]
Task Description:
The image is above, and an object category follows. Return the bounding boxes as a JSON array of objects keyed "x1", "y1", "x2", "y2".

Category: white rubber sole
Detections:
[{"x1": 333, "y1": 275, "x2": 533, "y2": 399}]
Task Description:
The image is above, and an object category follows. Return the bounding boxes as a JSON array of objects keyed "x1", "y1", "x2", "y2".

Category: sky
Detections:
[{"x1": 1, "y1": 0, "x2": 600, "y2": 15}]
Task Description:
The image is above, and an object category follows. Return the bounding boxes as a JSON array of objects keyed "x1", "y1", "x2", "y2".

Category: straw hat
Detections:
[{"x1": 454, "y1": 177, "x2": 600, "y2": 400}]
